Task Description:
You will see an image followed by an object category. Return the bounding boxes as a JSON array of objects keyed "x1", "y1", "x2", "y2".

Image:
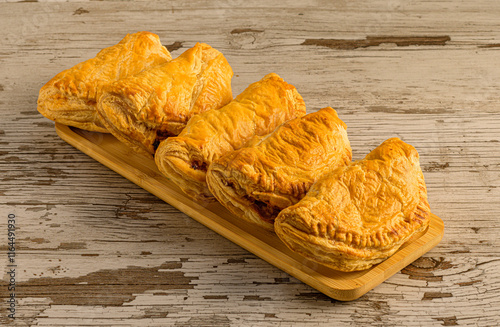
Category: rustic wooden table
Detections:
[{"x1": 1, "y1": 1, "x2": 499, "y2": 326}]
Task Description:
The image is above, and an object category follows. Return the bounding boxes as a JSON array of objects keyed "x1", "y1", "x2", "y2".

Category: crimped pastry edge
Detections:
[
  {"x1": 97, "y1": 93, "x2": 155, "y2": 157},
  {"x1": 154, "y1": 72, "x2": 307, "y2": 202},
  {"x1": 275, "y1": 207, "x2": 429, "y2": 272},
  {"x1": 37, "y1": 31, "x2": 172, "y2": 134},
  {"x1": 206, "y1": 107, "x2": 352, "y2": 232},
  {"x1": 274, "y1": 138, "x2": 431, "y2": 272}
]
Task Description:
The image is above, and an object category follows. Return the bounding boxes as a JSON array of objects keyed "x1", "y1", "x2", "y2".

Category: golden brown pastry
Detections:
[
  {"x1": 206, "y1": 107, "x2": 352, "y2": 231},
  {"x1": 155, "y1": 73, "x2": 307, "y2": 201},
  {"x1": 97, "y1": 43, "x2": 233, "y2": 157},
  {"x1": 275, "y1": 138, "x2": 431, "y2": 271},
  {"x1": 37, "y1": 32, "x2": 172, "y2": 132}
]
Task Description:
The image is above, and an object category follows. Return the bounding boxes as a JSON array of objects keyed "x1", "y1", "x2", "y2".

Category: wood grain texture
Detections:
[{"x1": 0, "y1": 0, "x2": 499, "y2": 326}]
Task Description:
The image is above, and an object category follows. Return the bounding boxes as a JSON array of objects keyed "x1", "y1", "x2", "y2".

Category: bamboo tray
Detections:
[{"x1": 55, "y1": 123, "x2": 444, "y2": 301}]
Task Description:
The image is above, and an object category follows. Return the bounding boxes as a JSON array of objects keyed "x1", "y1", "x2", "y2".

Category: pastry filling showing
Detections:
[
  {"x1": 191, "y1": 160, "x2": 208, "y2": 171},
  {"x1": 153, "y1": 130, "x2": 176, "y2": 152},
  {"x1": 153, "y1": 139, "x2": 161, "y2": 152},
  {"x1": 245, "y1": 196, "x2": 282, "y2": 223},
  {"x1": 220, "y1": 177, "x2": 282, "y2": 222}
]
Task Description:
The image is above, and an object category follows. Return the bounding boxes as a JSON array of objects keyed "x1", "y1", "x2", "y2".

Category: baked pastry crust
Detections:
[
  {"x1": 37, "y1": 32, "x2": 172, "y2": 132},
  {"x1": 155, "y1": 73, "x2": 307, "y2": 201},
  {"x1": 206, "y1": 107, "x2": 352, "y2": 231},
  {"x1": 97, "y1": 42, "x2": 233, "y2": 157},
  {"x1": 274, "y1": 138, "x2": 431, "y2": 271}
]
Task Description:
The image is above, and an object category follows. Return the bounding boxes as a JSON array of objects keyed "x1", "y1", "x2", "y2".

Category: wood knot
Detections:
[
  {"x1": 229, "y1": 28, "x2": 266, "y2": 50},
  {"x1": 412, "y1": 257, "x2": 442, "y2": 269}
]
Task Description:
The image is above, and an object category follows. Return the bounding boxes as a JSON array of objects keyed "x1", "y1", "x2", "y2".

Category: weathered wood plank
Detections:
[{"x1": 1, "y1": 0, "x2": 499, "y2": 326}]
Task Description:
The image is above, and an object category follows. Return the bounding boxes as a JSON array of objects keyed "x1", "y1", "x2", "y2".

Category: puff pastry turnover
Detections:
[
  {"x1": 97, "y1": 42, "x2": 233, "y2": 157},
  {"x1": 37, "y1": 31, "x2": 172, "y2": 132},
  {"x1": 275, "y1": 138, "x2": 431, "y2": 271},
  {"x1": 206, "y1": 107, "x2": 352, "y2": 231},
  {"x1": 155, "y1": 73, "x2": 307, "y2": 201}
]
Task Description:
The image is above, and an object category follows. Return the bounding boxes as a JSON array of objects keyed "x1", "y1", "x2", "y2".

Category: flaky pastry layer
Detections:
[
  {"x1": 37, "y1": 32, "x2": 172, "y2": 132},
  {"x1": 207, "y1": 107, "x2": 352, "y2": 231},
  {"x1": 155, "y1": 73, "x2": 307, "y2": 201},
  {"x1": 275, "y1": 138, "x2": 431, "y2": 271},
  {"x1": 97, "y1": 42, "x2": 233, "y2": 157}
]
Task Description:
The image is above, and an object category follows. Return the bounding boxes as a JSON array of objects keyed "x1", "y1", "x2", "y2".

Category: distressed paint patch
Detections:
[
  {"x1": 243, "y1": 295, "x2": 271, "y2": 301},
  {"x1": 164, "y1": 41, "x2": 183, "y2": 52},
  {"x1": 302, "y1": 36, "x2": 451, "y2": 50},
  {"x1": 401, "y1": 257, "x2": 454, "y2": 282},
  {"x1": 0, "y1": 262, "x2": 196, "y2": 306}
]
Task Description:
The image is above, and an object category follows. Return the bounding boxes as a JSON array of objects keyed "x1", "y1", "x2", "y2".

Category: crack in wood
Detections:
[
  {"x1": 367, "y1": 106, "x2": 454, "y2": 115},
  {"x1": 115, "y1": 194, "x2": 152, "y2": 220},
  {"x1": 34, "y1": 179, "x2": 56, "y2": 186},
  {"x1": 449, "y1": 249, "x2": 471, "y2": 254},
  {"x1": 456, "y1": 280, "x2": 481, "y2": 287},
  {"x1": 203, "y1": 295, "x2": 228, "y2": 300},
  {"x1": 226, "y1": 258, "x2": 246, "y2": 264},
  {"x1": 35, "y1": 122, "x2": 55, "y2": 129},
  {"x1": 243, "y1": 295, "x2": 271, "y2": 301},
  {"x1": 478, "y1": 43, "x2": 500, "y2": 48},
  {"x1": 302, "y1": 35, "x2": 451, "y2": 50},
  {"x1": 274, "y1": 277, "x2": 290, "y2": 283},
  {"x1": 230, "y1": 28, "x2": 264, "y2": 34}
]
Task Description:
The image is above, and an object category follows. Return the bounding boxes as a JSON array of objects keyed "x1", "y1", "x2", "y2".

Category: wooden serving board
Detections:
[{"x1": 55, "y1": 123, "x2": 444, "y2": 301}]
